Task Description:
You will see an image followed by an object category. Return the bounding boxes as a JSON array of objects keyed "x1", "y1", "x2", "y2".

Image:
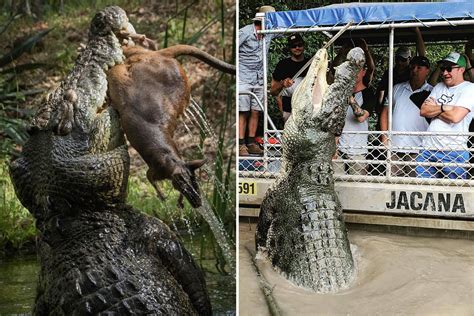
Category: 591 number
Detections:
[{"x1": 239, "y1": 181, "x2": 256, "y2": 195}]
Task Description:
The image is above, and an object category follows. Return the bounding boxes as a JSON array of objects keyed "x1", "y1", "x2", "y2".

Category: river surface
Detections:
[
  {"x1": 0, "y1": 254, "x2": 37, "y2": 314},
  {"x1": 240, "y1": 221, "x2": 474, "y2": 315},
  {"x1": 0, "y1": 234, "x2": 235, "y2": 315}
]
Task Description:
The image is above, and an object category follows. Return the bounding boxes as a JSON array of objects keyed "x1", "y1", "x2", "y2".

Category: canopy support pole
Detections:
[{"x1": 387, "y1": 24, "x2": 394, "y2": 178}]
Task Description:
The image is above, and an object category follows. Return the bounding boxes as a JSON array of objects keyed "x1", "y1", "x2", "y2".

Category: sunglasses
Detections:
[
  {"x1": 290, "y1": 43, "x2": 304, "y2": 48},
  {"x1": 440, "y1": 66, "x2": 460, "y2": 72}
]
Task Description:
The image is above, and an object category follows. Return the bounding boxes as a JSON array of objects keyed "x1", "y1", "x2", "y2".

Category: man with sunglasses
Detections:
[
  {"x1": 270, "y1": 33, "x2": 310, "y2": 122},
  {"x1": 380, "y1": 56, "x2": 432, "y2": 177},
  {"x1": 417, "y1": 52, "x2": 474, "y2": 179}
]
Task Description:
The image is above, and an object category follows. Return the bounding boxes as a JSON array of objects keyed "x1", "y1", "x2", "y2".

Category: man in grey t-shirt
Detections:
[{"x1": 238, "y1": 6, "x2": 276, "y2": 156}]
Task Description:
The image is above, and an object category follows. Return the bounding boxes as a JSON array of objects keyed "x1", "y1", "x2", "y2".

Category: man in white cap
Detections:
[
  {"x1": 417, "y1": 52, "x2": 474, "y2": 179},
  {"x1": 238, "y1": 6, "x2": 276, "y2": 156}
]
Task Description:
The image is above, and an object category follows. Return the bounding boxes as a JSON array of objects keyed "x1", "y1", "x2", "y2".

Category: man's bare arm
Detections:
[
  {"x1": 380, "y1": 106, "x2": 389, "y2": 144},
  {"x1": 359, "y1": 39, "x2": 375, "y2": 85},
  {"x1": 437, "y1": 105, "x2": 470, "y2": 123},
  {"x1": 414, "y1": 27, "x2": 426, "y2": 57},
  {"x1": 420, "y1": 97, "x2": 470, "y2": 123},
  {"x1": 270, "y1": 78, "x2": 293, "y2": 96}
]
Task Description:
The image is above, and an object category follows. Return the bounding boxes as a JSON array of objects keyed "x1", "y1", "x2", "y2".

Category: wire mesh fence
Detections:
[{"x1": 239, "y1": 129, "x2": 474, "y2": 187}]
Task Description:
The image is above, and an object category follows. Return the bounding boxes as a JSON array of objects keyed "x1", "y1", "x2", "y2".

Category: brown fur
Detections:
[{"x1": 107, "y1": 45, "x2": 233, "y2": 207}]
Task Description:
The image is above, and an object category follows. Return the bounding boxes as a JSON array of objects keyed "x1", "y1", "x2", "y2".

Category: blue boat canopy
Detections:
[{"x1": 265, "y1": 2, "x2": 474, "y2": 30}]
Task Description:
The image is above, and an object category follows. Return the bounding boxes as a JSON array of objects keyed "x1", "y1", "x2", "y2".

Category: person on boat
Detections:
[
  {"x1": 269, "y1": 33, "x2": 310, "y2": 122},
  {"x1": 238, "y1": 6, "x2": 276, "y2": 156},
  {"x1": 380, "y1": 56, "x2": 432, "y2": 177},
  {"x1": 376, "y1": 28, "x2": 426, "y2": 116},
  {"x1": 417, "y1": 52, "x2": 474, "y2": 179},
  {"x1": 334, "y1": 39, "x2": 376, "y2": 176}
]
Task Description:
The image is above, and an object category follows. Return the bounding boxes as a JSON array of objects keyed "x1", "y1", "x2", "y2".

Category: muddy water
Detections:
[{"x1": 240, "y1": 221, "x2": 474, "y2": 316}]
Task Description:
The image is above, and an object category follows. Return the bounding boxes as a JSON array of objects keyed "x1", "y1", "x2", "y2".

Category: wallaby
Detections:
[{"x1": 107, "y1": 43, "x2": 235, "y2": 208}]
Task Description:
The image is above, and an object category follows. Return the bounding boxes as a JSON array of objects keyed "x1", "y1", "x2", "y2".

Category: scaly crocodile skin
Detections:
[
  {"x1": 9, "y1": 6, "x2": 211, "y2": 315},
  {"x1": 256, "y1": 47, "x2": 365, "y2": 293}
]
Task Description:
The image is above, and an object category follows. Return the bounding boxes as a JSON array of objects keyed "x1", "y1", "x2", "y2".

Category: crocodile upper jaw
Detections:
[{"x1": 292, "y1": 49, "x2": 329, "y2": 118}]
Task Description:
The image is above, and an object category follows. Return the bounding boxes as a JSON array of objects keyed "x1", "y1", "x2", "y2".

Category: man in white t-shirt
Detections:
[
  {"x1": 417, "y1": 52, "x2": 474, "y2": 179},
  {"x1": 380, "y1": 56, "x2": 432, "y2": 177}
]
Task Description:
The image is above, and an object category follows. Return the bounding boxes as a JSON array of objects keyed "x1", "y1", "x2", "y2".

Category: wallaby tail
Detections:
[{"x1": 158, "y1": 45, "x2": 235, "y2": 75}]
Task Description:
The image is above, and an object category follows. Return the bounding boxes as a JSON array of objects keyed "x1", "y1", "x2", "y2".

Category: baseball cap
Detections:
[
  {"x1": 395, "y1": 46, "x2": 412, "y2": 59},
  {"x1": 438, "y1": 52, "x2": 467, "y2": 68},
  {"x1": 410, "y1": 56, "x2": 430, "y2": 68},
  {"x1": 288, "y1": 33, "x2": 304, "y2": 46},
  {"x1": 252, "y1": 5, "x2": 276, "y2": 21}
]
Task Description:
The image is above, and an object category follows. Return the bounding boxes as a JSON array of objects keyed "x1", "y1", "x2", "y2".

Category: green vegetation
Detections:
[
  {"x1": 0, "y1": 0, "x2": 235, "y2": 263},
  {"x1": 0, "y1": 163, "x2": 36, "y2": 254},
  {"x1": 127, "y1": 170, "x2": 200, "y2": 227}
]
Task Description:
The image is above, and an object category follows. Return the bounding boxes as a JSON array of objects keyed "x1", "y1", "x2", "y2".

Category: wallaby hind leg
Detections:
[{"x1": 147, "y1": 169, "x2": 166, "y2": 201}]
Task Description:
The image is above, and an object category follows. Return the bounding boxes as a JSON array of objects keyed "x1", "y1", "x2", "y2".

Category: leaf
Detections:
[
  {"x1": 9, "y1": 106, "x2": 35, "y2": 116},
  {"x1": 4, "y1": 125, "x2": 28, "y2": 144},
  {"x1": 0, "y1": 28, "x2": 52, "y2": 68},
  {"x1": 0, "y1": 62, "x2": 48, "y2": 74},
  {"x1": 0, "y1": 88, "x2": 44, "y2": 101}
]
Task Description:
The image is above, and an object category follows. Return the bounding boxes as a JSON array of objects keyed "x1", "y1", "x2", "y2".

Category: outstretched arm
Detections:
[
  {"x1": 359, "y1": 39, "x2": 375, "y2": 85},
  {"x1": 414, "y1": 27, "x2": 426, "y2": 57},
  {"x1": 428, "y1": 65, "x2": 441, "y2": 86}
]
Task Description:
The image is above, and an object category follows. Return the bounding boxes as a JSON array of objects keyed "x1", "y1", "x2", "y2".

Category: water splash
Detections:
[
  {"x1": 181, "y1": 117, "x2": 193, "y2": 136},
  {"x1": 184, "y1": 105, "x2": 206, "y2": 137},
  {"x1": 198, "y1": 198, "x2": 235, "y2": 275},
  {"x1": 180, "y1": 98, "x2": 235, "y2": 275},
  {"x1": 182, "y1": 102, "x2": 233, "y2": 209},
  {"x1": 188, "y1": 98, "x2": 218, "y2": 140}
]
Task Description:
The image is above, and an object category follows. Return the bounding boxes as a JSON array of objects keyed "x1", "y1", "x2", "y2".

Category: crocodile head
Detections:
[
  {"x1": 74, "y1": 6, "x2": 130, "y2": 140},
  {"x1": 89, "y1": 6, "x2": 130, "y2": 37},
  {"x1": 10, "y1": 7, "x2": 134, "y2": 218},
  {"x1": 292, "y1": 47, "x2": 365, "y2": 135},
  {"x1": 292, "y1": 48, "x2": 329, "y2": 119}
]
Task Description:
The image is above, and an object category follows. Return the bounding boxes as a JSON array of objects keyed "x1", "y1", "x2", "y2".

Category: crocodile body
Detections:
[
  {"x1": 9, "y1": 6, "x2": 211, "y2": 315},
  {"x1": 256, "y1": 48, "x2": 365, "y2": 293}
]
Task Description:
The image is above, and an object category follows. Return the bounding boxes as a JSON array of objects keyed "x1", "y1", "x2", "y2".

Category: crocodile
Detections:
[
  {"x1": 9, "y1": 6, "x2": 211, "y2": 315},
  {"x1": 256, "y1": 47, "x2": 365, "y2": 293}
]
